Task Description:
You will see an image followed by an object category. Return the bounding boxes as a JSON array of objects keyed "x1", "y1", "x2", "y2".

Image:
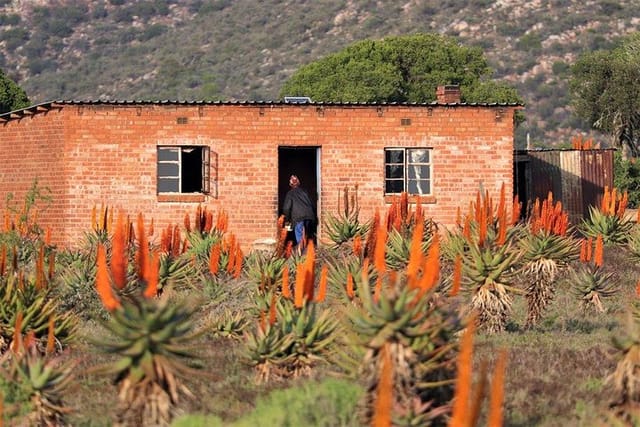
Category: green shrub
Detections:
[
  {"x1": 614, "y1": 150, "x2": 640, "y2": 209},
  {"x1": 232, "y1": 378, "x2": 362, "y2": 427}
]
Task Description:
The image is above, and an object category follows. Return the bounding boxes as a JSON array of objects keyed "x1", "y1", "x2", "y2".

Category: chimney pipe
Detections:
[{"x1": 436, "y1": 85, "x2": 461, "y2": 104}]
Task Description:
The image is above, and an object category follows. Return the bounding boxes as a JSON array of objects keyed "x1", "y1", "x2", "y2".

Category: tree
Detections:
[
  {"x1": 279, "y1": 33, "x2": 522, "y2": 105},
  {"x1": 569, "y1": 32, "x2": 640, "y2": 158},
  {"x1": 0, "y1": 69, "x2": 30, "y2": 114}
]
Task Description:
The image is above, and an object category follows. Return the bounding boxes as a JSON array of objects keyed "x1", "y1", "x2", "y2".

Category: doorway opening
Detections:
[{"x1": 278, "y1": 146, "x2": 320, "y2": 245}]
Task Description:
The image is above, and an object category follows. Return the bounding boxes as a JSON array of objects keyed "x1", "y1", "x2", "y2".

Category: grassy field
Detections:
[{"x1": 3, "y1": 192, "x2": 640, "y2": 426}]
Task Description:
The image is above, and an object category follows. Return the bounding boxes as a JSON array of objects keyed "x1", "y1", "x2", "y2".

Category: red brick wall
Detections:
[
  {"x1": 0, "y1": 103, "x2": 516, "y2": 250},
  {"x1": 0, "y1": 108, "x2": 66, "y2": 237}
]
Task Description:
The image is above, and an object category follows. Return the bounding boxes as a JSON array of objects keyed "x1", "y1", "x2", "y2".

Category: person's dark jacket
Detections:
[{"x1": 283, "y1": 187, "x2": 316, "y2": 224}]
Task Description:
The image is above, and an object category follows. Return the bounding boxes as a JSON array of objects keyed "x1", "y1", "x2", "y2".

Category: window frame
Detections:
[
  {"x1": 384, "y1": 147, "x2": 433, "y2": 196},
  {"x1": 156, "y1": 145, "x2": 211, "y2": 195}
]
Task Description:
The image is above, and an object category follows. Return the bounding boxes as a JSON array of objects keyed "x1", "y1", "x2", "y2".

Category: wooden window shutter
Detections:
[{"x1": 202, "y1": 146, "x2": 211, "y2": 194}]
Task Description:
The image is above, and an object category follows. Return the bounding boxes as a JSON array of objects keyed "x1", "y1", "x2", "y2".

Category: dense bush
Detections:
[
  {"x1": 172, "y1": 378, "x2": 362, "y2": 427},
  {"x1": 614, "y1": 150, "x2": 640, "y2": 208}
]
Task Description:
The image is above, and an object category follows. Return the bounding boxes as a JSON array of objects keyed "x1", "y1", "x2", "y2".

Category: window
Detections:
[
  {"x1": 157, "y1": 146, "x2": 210, "y2": 194},
  {"x1": 384, "y1": 148, "x2": 432, "y2": 195}
]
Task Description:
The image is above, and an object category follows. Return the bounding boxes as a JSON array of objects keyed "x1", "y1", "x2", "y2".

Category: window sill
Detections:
[
  {"x1": 384, "y1": 195, "x2": 436, "y2": 204},
  {"x1": 158, "y1": 193, "x2": 207, "y2": 203}
]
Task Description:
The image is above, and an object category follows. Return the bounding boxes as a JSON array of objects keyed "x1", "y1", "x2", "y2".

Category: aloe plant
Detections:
[
  {"x1": 453, "y1": 187, "x2": 522, "y2": 333},
  {"x1": 570, "y1": 263, "x2": 618, "y2": 313},
  {"x1": 348, "y1": 249, "x2": 461, "y2": 425},
  {"x1": 245, "y1": 296, "x2": 338, "y2": 383},
  {"x1": 324, "y1": 185, "x2": 369, "y2": 250},
  {"x1": 0, "y1": 342, "x2": 75, "y2": 425},
  {"x1": 579, "y1": 187, "x2": 632, "y2": 245},
  {"x1": 245, "y1": 243, "x2": 338, "y2": 383},
  {"x1": 91, "y1": 213, "x2": 205, "y2": 427},
  {"x1": 517, "y1": 193, "x2": 579, "y2": 328}
]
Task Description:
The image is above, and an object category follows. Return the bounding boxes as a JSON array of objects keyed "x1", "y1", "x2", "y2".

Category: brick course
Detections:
[{"x1": 0, "y1": 102, "x2": 518, "y2": 250}]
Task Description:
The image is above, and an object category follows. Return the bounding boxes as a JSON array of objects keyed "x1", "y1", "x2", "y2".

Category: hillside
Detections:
[{"x1": 0, "y1": 0, "x2": 639, "y2": 148}]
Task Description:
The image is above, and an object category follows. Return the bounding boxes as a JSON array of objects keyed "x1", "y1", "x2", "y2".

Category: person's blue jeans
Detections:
[
  {"x1": 294, "y1": 221, "x2": 306, "y2": 246},
  {"x1": 292, "y1": 219, "x2": 317, "y2": 255}
]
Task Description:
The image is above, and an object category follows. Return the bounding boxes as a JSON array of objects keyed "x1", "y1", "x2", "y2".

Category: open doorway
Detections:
[{"x1": 278, "y1": 146, "x2": 320, "y2": 245}]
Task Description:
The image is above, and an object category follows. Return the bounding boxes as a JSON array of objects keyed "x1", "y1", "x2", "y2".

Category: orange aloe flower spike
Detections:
[
  {"x1": 488, "y1": 350, "x2": 508, "y2": 427},
  {"x1": 183, "y1": 212, "x2": 191, "y2": 233},
  {"x1": 373, "y1": 223, "x2": 387, "y2": 276},
  {"x1": 46, "y1": 315, "x2": 56, "y2": 355},
  {"x1": 111, "y1": 212, "x2": 128, "y2": 290},
  {"x1": 346, "y1": 272, "x2": 355, "y2": 300},
  {"x1": 353, "y1": 234, "x2": 362, "y2": 258},
  {"x1": 173, "y1": 225, "x2": 183, "y2": 257},
  {"x1": 462, "y1": 216, "x2": 472, "y2": 242},
  {"x1": 373, "y1": 342, "x2": 393, "y2": 427},
  {"x1": 303, "y1": 241, "x2": 317, "y2": 302},
  {"x1": 209, "y1": 243, "x2": 221, "y2": 275},
  {"x1": 450, "y1": 255, "x2": 463, "y2": 297},
  {"x1": 496, "y1": 204, "x2": 507, "y2": 247},
  {"x1": 24, "y1": 330, "x2": 37, "y2": 351},
  {"x1": 418, "y1": 232, "x2": 440, "y2": 295},
  {"x1": 449, "y1": 316, "x2": 476, "y2": 427},
  {"x1": 10, "y1": 311, "x2": 23, "y2": 353},
  {"x1": 294, "y1": 263, "x2": 306, "y2": 308},
  {"x1": 315, "y1": 265, "x2": 328, "y2": 303},
  {"x1": 226, "y1": 240, "x2": 237, "y2": 275},
  {"x1": 617, "y1": 191, "x2": 628, "y2": 219},
  {"x1": 233, "y1": 247, "x2": 243, "y2": 279},
  {"x1": 259, "y1": 312, "x2": 267, "y2": 333},
  {"x1": 204, "y1": 211, "x2": 213, "y2": 233},
  {"x1": 474, "y1": 191, "x2": 482, "y2": 225},
  {"x1": 135, "y1": 213, "x2": 148, "y2": 281},
  {"x1": 143, "y1": 249, "x2": 160, "y2": 299},
  {"x1": 96, "y1": 244, "x2": 120, "y2": 311},
  {"x1": 601, "y1": 186, "x2": 610, "y2": 213},
  {"x1": 594, "y1": 234, "x2": 604, "y2": 267},
  {"x1": 579, "y1": 239, "x2": 588, "y2": 262},
  {"x1": 635, "y1": 280, "x2": 640, "y2": 298}
]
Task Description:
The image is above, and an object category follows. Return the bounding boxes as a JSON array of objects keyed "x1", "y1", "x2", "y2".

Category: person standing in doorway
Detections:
[{"x1": 282, "y1": 174, "x2": 317, "y2": 254}]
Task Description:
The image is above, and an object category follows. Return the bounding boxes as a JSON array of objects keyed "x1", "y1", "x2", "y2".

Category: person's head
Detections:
[{"x1": 289, "y1": 175, "x2": 300, "y2": 188}]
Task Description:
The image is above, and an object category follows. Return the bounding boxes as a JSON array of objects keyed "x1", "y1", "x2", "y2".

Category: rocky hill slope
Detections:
[{"x1": 0, "y1": 0, "x2": 638, "y2": 147}]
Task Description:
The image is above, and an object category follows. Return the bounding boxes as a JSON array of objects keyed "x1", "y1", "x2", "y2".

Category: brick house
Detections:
[{"x1": 0, "y1": 86, "x2": 521, "y2": 250}]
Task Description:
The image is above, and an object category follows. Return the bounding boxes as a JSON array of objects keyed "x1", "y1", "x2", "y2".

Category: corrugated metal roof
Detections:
[{"x1": 0, "y1": 99, "x2": 524, "y2": 123}]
